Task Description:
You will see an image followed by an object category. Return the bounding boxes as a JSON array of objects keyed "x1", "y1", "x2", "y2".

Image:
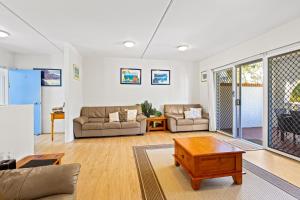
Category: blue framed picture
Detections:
[
  {"x1": 120, "y1": 68, "x2": 141, "y2": 85},
  {"x1": 34, "y1": 68, "x2": 62, "y2": 86},
  {"x1": 151, "y1": 69, "x2": 170, "y2": 85}
]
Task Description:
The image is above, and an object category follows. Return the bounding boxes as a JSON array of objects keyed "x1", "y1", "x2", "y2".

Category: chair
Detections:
[
  {"x1": 275, "y1": 108, "x2": 292, "y2": 141},
  {"x1": 290, "y1": 110, "x2": 300, "y2": 142}
]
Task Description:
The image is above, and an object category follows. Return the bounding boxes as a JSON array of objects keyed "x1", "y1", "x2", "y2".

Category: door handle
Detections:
[{"x1": 34, "y1": 102, "x2": 41, "y2": 105}]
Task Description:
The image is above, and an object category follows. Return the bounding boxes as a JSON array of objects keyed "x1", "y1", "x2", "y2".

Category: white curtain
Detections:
[{"x1": 207, "y1": 69, "x2": 216, "y2": 131}]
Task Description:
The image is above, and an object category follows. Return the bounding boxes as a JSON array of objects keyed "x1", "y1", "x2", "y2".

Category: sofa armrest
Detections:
[
  {"x1": 202, "y1": 112, "x2": 209, "y2": 119},
  {"x1": 0, "y1": 164, "x2": 81, "y2": 200},
  {"x1": 73, "y1": 116, "x2": 88, "y2": 125},
  {"x1": 136, "y1": 114, "x2": 147, "y2": 122},
  {"x1": 165, "y1": 113, "x2": 184, "y2": 120}
]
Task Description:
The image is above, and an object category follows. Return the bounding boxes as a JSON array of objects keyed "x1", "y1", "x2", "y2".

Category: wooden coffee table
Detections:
[
  {"x1": 17, "y1": 153, "x2": 64, "y2": 168},
  {"x1": 174, "y1": 136, "x2": 245, "y2": 190}
]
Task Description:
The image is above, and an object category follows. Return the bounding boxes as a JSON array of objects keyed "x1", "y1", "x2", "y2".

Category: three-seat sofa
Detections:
[{"x1": 73, "y1": 105, "x2": 146, "y2": 138}]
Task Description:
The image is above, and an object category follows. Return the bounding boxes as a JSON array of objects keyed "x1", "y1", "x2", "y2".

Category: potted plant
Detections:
[{"x1": 141, "y1": 100, "x2": 162, "y2": 118}]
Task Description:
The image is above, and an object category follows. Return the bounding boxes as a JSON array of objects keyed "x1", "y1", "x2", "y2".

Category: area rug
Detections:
[
  {"x1": 222, "y1": 139, "x2": 264, "y2": 151},
  {"x1": 133, "y1": 144, "x2": 300, "y2": 200}
]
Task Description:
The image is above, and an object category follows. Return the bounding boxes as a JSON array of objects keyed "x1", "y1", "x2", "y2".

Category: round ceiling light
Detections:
[
  {"x1": 0, "y1": 30, "x2": 10, "y2": 38},
  {"x1": 123, "y1": 41, "x2": 135, "y2": 48},
  {"x1": 177, "y1": 45, "x2": 189, "y2": 52}
]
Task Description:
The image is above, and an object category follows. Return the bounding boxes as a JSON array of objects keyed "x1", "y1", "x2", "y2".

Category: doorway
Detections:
[{"x1": 236, "y1": 60, "x2": 263, "y2": 145}]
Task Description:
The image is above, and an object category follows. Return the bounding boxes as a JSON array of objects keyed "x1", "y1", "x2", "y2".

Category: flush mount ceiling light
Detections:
[
  {"x1": 123, "y1": 41, "x2": 135, "y2": 48},
  {"x1": 177, "y1": 45, "x2": 189, "y2": 52},
  {"x1": 0, "y1": 30, "x2": 10, "y2": 38}
]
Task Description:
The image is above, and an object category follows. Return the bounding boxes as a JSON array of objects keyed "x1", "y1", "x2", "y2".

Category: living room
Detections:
[{"x1": 1, "y1": 0, "x2": 300, "y2": 200}]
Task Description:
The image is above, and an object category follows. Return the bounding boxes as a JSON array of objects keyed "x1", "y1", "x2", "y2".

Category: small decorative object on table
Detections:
[{"x1": 0, "y1": 159, "x2": 16, "y2": 170}]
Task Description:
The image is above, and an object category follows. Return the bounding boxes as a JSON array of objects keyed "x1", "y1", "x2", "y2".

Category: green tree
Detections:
[{"x1": 290, "y1": 82, "x2": 300, "y2": 103}]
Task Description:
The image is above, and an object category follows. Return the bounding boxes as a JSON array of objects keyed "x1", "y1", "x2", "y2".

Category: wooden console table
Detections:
[
  {"x1": 146, "y1": 116, "x2": 167, "y2": 132},
  {"x1": 51, "y1": 112, "x2": 65, "y2": 141}
]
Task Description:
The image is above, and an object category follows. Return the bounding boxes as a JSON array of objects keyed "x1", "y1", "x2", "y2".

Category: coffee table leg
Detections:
[
  {"x1": 175, "y1": 159, "x2": 180, "y2": 167},
  {"x1": 232, "y1": 173, "x2": 242, "y2": 185},
  {"x1": 191, "y1": 178, "x2": 201, "y2": 190}
]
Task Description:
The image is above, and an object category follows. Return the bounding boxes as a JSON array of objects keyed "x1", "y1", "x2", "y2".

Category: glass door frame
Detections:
[
  {"x1": 214, "y1": 65, "x2": 237, "y2": 138},
  {"x1": 214, "y1": 57, "x2": 265, "y2": 144},
  {"x1": 235, "y1": 59, "x2": 264, "y2": 146}
]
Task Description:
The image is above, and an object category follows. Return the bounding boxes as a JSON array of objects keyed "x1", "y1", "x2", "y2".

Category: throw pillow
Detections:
[
  {"x1": 184, "y1": 111, "x2": 193, "y2": 119},
  {"x1": 190, "y1": 108, "x2": 202, "y2": 118},
  {"x1": 127, "y1": 109, "x2": 137, "y2": 121},
  {"x1": 109, "y1": 112, "x2": 119, "y2": 122},
  {"x1": 119, "y1": 111, "x2": 127, "y2": 122}
]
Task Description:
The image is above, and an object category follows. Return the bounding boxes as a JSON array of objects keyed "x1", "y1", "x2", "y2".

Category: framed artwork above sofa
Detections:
[
  {"x1": 120, "y1": 68, "x2": 141, "y2": 85},
  {"x1": 151, "y1": 69, "x2": 170, "y2": 85}
]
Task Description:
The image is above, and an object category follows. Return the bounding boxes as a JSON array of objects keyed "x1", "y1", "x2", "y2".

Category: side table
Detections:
[{"x1": 146, "y1": 116, "x2": 167, "y2": 132}]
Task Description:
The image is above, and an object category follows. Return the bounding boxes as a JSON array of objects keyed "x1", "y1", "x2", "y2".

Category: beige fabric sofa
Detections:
[
  {"x1": 0, "y1": 164, "x2": 80, "y2": 200},
  {"x1": 164, "y1": 104, "x2": 209, "y2": 132},
  {"x1": 73, "y1": 105, "x2": 146, "y2": 138}
]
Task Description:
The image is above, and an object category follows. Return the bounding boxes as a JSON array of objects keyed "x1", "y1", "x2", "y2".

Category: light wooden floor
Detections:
[{"x1": 35, "y1": 131, "x2": 300, "y2": 200}]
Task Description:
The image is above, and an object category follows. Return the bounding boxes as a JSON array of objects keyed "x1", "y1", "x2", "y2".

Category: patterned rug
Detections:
[{"x1": 133, "y1": 144, "x2": 300, "y2": 200}]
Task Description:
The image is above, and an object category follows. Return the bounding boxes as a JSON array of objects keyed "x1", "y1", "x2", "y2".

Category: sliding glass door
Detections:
[
  {"x1": 236, "y1": 60, "x2": 263, "y2": 145},
  {"x1": 215, "y1": 68, "x2": 234, "y2": 135},
  {"x1": 268, "y1": 50, "x2": 300, "y2": 158}
]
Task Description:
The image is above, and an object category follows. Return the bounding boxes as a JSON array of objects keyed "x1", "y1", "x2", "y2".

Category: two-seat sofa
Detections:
[
  {"x1": 73, "y1": 105, "x2": 146, "y2": 138},
  {"x1": 164, "y1": 104, "x2": 209, "y2": 132}
]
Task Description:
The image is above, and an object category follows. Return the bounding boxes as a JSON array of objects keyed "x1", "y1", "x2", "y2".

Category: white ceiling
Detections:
[
  {"x1": 0, "y1": 3, "x2": 60, "y2": 55},
  {"x1": 1, "y1": 0, "x2": 300, "y2": 61}
]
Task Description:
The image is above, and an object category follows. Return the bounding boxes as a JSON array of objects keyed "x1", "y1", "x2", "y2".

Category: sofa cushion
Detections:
[
  {"x1": 103, "y1": 122, "x2": 121, "y2": 129},
  {"x1": 193, "y1": 118, "x2": 209, "y2": 125},
  {"x1": 121, "y1": 105, "x2": 142, "y2": 115},
  {"x1": 183, "y1": 104, "x2": 201, "y2": 111},
  {"x1": 121, "y1": 121, "x2": 140, "y2": 129},
  {"x1": 119, "y1": 111, "x2": 127, "y2": 122},
  {"x1": 164, "y1": 105, "x2": 184, "y2": 114},
  {"x1": 81, "y1": 107, "x2": 105, "y2": 118},
  {"x1": 105, "y1": 107, "x2": 121, "y2": 118},
  {"x1": 82, "y1": 122, "x2": 104, "y2": 130},
  {"x1": 127, "y1": 110, "x2": 137, "y2": 121},
  {"x1": 109, "y1": 112, "x2": 120, "y2": 122},
  {"x1": 177, "y1": 119, "x2": 194, "y2": 126},
  {"x1": 88, "y1": 118, "x2": 105, "y2": 123}
]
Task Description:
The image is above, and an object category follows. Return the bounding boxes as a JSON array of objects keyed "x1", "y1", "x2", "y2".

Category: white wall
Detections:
[
  {"x1": 198, "y1": 17, "x2": 300, "y2": 110},
  {"x1": 0, "y1": 47, "x2": 14, "y2": 67},
  {"x1": 82, "y1": 57, "x2": 199, "y2": 112},
  {"x1": 0, "y1": 105, "x2": 34, "y2": 160},
  {"x1": 13, "y1": 54, "x2": 65, "y2": 133},
  {"x1": 64, "y1": 44, "x2": 83, "y2": 142},
  {"x1": 241, "y1": 87, "x2": 263, "y2": 127}
]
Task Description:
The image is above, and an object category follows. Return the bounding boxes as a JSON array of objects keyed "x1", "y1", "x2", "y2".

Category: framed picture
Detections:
[
  {"x1": 73, "y1": 64, "x2": 80, "y2": 80},
  {"x1": 120, "y1": 68, "x2": 141, "y2": 85},
  {"x1": 201, "y1": 71, "x2": 208, "y2": 82},
  {"x1": 151, "y1": 69, "x2": 170, "y2": 85},
  {"x1": 34, "y1": 68, "x2": 62, "y2": 86}
]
